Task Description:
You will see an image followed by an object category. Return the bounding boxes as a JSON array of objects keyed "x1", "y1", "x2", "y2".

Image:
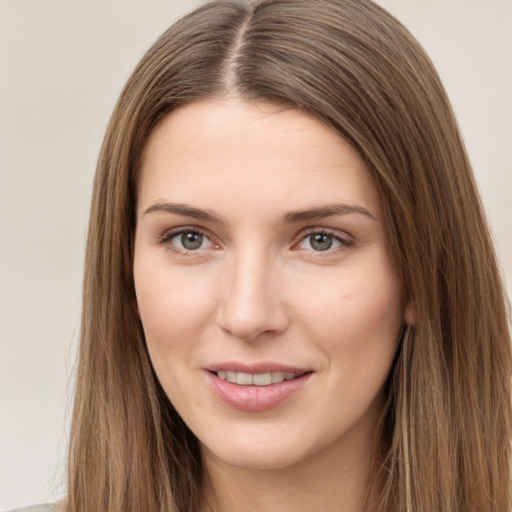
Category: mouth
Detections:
[
  {"x1": 205, "y1": 366, "x2": 313, "y2": 412},
  {"x1": 213, "y1": 370, "x2": 307, "y2": 386}
]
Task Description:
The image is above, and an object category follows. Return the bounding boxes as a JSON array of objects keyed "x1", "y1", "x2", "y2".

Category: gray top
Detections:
[{"x1": 7, "y1": 505, "x2": 56, "y2": 512}]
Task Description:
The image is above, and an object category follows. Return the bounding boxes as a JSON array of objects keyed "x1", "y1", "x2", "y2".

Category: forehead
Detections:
[{"x1": 137, "y1": 98, "x2": 382, "y2": 220}]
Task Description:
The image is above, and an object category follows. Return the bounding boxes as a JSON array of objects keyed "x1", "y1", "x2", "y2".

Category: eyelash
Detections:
[
  {"x1": 158, "y1": 227, "x2": 353, "y2": 256},
  {"x1": 296, "y1": 228, "x2": 353, "y2": 254},
  {"x1": 158, "y1": 227, "x2": 214, "y2": 256}
]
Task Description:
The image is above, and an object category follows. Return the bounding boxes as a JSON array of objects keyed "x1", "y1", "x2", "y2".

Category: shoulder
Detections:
[{"x1": 6, "y1": 505, "x2": 57, "y2": 512}]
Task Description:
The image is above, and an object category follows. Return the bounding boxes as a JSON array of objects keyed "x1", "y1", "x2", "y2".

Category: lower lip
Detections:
[{"x1": 205, "y1": 372, "x2": 312, "y2": 412}]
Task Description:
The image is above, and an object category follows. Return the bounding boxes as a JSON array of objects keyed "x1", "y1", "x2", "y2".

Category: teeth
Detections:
[
  {"x1": 253, "y1": 373, "x2": 272, "y2": 385},
  {"x1": 216, "y1": 371, "x2": 298, "y2": 386},
  {"x1": 271, "y1": 371, "x2": 285, "y2": 383},
  {"x1": 237, "y1": 372, "x2": 253, "y2": 385}
]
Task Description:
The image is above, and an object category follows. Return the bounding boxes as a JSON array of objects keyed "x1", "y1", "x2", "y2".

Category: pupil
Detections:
[
  {"x1": 181, "y1": 232, "x2": 203, "y2": 250},
  {"x1": 311, "y1": 233, "x2": 332, "y2": 251}
]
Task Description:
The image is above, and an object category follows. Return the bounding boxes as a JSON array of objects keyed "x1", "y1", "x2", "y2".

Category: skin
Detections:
[{"x1": 133, "y1": 98, "x2": 409, "y2": 512}]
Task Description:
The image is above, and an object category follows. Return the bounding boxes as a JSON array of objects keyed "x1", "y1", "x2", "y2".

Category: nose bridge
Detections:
[{"x1": 217, "y1": 243, "x2": 287, "y2": 340}]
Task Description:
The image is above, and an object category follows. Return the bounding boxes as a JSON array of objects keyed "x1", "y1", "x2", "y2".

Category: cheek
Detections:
[
  {"x1": 293, "y1": 250, "x2": 404, "y2": 362},
  {"x1": 133, "y1": 257, "x2": 218, "y2": 354},
  {"x1": 133, "y1": 260, "x2": 220, "y2": 408}
]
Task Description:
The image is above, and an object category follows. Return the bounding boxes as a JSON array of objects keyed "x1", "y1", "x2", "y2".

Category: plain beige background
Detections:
[{"x1": 1, "y1": 1, "x2": 511, "y2": 509}]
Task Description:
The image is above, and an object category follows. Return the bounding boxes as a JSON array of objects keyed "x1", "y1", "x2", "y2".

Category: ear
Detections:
[
  {"x1": 403, "y1": 301, "x2": 415, "y2": 326},
  {"x1": 131, "y1": 298, "x2": 141, "y2": 319}
]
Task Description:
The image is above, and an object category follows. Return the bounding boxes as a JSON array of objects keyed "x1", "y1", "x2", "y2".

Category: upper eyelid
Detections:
[
  {"x1": 159, "y1": 227, "x2": 217, "y2": 255},
  {"x1": 296, "y1": 226, "x2": 352, "y2": 241},
  {"x1": 157, "y1": 226, "x2": 353, "y2": 249},
  {"x1": 160, "y1": 225, "x2": 212, "y2": 241},
  {"x1": 293, "y1": 228, "x2": 354, "y2": 253}
]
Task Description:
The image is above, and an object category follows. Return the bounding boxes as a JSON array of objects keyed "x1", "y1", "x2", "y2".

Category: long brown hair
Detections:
[{"x1": 67, "y1": 1, "x2": 512, "y2": 511}]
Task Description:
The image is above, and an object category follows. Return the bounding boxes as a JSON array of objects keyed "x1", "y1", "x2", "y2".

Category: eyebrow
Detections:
[
  {"x1": 281, "y1": 204, "x2": 376, "y2": 224},
  {"x1": 143, "y1": 201, "x2": 376, "y2": 224},
  {"x1": 143, "y1": 202, "x2": 223, "y2": 223}
]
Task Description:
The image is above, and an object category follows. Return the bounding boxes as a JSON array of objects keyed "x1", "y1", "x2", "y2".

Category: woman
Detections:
[{"x1": 13, "y1": 0, "x2": 511, "y2": 511}]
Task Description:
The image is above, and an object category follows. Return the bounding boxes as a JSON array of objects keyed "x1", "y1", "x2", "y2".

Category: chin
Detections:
[{"x1": 203, "y1": 441, "x2": 308, "y2": 472}]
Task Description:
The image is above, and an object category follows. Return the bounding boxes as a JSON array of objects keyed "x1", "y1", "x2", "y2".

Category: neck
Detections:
[{"x1": 199, "y1": 429, "x2": 381, "y2": 512}]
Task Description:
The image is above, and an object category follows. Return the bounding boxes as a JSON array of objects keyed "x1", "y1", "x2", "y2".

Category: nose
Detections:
[{"x1": 216, "y1": 249, "x2": 290, "y2": 342}]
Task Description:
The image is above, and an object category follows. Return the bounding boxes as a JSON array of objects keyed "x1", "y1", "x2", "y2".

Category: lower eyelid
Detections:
[
  {"x1": 298, "y1": 230, "x2": 352, "y2": 246},
  {"x1": 160, "y1": 227, "x2": 207, "y2": 242},
  {"x1": 158, "y1": 228, "x2": 352, "y2": 253}
]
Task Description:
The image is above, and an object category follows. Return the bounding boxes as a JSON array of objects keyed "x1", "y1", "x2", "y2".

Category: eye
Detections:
[
  {"x1": 164, "y1": 229, "x2": 216, "y2": 252},
  {"x1": 297, "y1": 231, "x2": 349, "y2": 252}
]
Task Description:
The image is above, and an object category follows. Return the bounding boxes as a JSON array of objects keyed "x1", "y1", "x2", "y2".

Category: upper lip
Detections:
[{"x1": 205, "y1": 362, "x2": 311, "y2": 374}]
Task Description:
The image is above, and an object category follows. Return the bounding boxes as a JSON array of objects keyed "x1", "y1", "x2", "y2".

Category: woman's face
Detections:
[{"x1": 133, "y1": 98, "x2": 408, "y2": 472}]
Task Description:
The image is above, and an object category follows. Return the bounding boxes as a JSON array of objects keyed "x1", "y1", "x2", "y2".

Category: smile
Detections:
[
  {"x1": 216, "y1": 371, "x2": 300, "y2": 386},
  {"x1": 206, "y1": 368, "x2": 313, "y2": 412}
]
